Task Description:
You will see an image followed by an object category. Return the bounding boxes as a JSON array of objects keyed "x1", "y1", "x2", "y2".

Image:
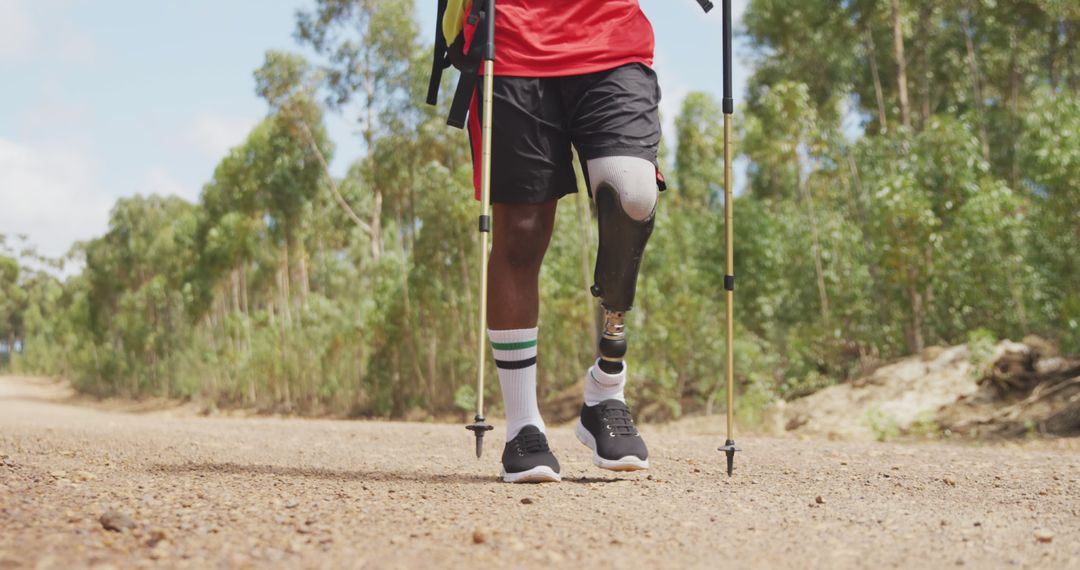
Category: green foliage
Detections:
[
  {"x1": 905, "y1": 411, "x2": 941, "y2": 439},
  {"x1": 5, "y1": 1, "x2": 1078, "y2": 424},
  {"x1": 967, "y1": 328, "x2": 998, "y2": 378},
  {"x1": 866, "y1": 407, "x2": 901, "y2": 442}
]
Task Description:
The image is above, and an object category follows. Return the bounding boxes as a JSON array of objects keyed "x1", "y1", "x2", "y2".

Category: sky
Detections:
[{"x1": 0, "y1": 0, "x2": 750, "y2": 260}]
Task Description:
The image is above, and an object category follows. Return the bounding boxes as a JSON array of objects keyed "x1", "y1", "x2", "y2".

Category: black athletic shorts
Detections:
[{"x1": 466, "y1": 63, "x2": 663, "y2": 204}]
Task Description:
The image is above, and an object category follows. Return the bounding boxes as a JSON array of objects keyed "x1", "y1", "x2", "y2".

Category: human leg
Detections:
[{"x1": 565, "y1": 63, "x2": 663, "y2": 470}]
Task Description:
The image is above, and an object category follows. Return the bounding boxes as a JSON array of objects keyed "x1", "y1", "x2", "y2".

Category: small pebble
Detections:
[
  {"x1": 472, "y1": 528, "x2": 487, "y2": 544},
  {"x1": 146, "y1": 529, "x2": 168, "y2": 547},
  {"x1": 1034, "y1": 529, "x2": 1054, "y2": 544},
  {"x1": 149, "y1": 541, "x2": 170, "y2": 560},
  {"x1": 520, "y1": 498, "x2": 534, "y2": 505},
  {"x1": 99, "y1": 511, "x2": 136, "y2": 532},
  {"x1": 815, "y1": 496, "x2": 825, "y2": 505}
]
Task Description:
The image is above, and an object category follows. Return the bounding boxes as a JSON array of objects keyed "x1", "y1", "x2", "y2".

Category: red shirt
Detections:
[{"x1": 472, "y1": 0, "x2": 655, "y2": 77}]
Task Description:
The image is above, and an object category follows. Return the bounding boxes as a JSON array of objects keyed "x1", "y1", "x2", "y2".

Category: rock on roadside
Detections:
[
  {"x1": 1034, "y1": 529, "x2": 1054, "y2": 544},
  {"x1": 99, "y1": 511, "x2": 136, "y2": 532}
]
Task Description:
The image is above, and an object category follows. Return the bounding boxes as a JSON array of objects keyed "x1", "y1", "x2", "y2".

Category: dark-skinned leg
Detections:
[
  {"x1": 487, "y1": 199, "x2": 561, "y2": 484},
  {"x1": 487, "y1": 199, "x2": 559, "y2": 329}
]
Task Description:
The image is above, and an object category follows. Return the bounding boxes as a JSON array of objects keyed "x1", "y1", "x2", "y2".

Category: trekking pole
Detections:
[
  {"x1": 716, "y1": 0, "x2": 740, "y2": 477},
  {"x1": 465, "y1": 0, "x2": 496, "y2": 459}
]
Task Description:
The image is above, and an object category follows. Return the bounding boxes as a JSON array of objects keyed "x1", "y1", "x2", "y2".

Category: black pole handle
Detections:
[
  {"x1": 722, "y1": 0, "x2": 733, "y2": 114},
  {"x1": 484, "y1": 0, "x2": 496, "y2": 62}
]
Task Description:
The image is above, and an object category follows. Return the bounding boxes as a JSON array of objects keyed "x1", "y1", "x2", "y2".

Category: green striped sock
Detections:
[{"x1": 489, "y1": 327, "x2": 543, "y2": 439}]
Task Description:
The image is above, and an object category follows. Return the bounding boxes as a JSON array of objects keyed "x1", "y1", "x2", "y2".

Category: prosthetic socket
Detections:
[{"x1": 590, "y1": 181, "x2": 656, "y2": 374}]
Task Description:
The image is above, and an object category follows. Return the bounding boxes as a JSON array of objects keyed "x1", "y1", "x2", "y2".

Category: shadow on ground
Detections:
[{"x1": 149, "y1": 462, "x2": 631, "y2": 486}]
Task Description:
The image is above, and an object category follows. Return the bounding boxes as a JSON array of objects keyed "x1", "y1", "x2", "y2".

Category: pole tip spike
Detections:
[
  {"x1": 466, "y1": 415, "x2": 494, "y2": 460},
  {"x1": 718, "y1": 439, "x2": 739, "y2": 477}
]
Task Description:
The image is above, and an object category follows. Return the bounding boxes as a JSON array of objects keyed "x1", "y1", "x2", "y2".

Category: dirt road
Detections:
[{"x1": 1, "y1": 375, "x2": 1078, "y2": 569}]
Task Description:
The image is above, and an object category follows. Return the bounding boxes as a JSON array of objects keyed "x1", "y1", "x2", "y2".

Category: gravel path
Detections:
[{"x1": 1, "y1": 375, "x2": 1078, "y2": 569}]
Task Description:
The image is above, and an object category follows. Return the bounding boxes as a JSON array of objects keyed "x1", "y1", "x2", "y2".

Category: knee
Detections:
[
  {"x1": 493, "y1": 210, "x2": 550, "y2": 271},
  {"x1": 587, "y1": 156, "x2": 658, "y2": 221},
  {"x1": 615, "y1": 177, "x2": 658, "y2": 221}
]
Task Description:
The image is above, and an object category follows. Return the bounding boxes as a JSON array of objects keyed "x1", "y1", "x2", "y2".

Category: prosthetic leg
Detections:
[
  {"x1": 575, "y1": 160, "x2": 657, "y2": 471},
  {"x1": 588, "y1": 163, "x2": 657, "y2": 374}
]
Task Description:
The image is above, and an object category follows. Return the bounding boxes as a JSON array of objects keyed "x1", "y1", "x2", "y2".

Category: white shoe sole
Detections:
[
  {"x1": 575, "y1": 421, "x2": 650, "y2": 471},
  {"x1": 500, "y1": 465, "x2": 561, "y2": 483}
]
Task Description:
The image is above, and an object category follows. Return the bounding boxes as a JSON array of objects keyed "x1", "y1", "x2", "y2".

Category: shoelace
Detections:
[
  {"x1": 515, "y1": 431, "x2": 550, "y2": 454},
  {"x1": 601, "y1": 404, "x2": 638, "y2": 436}
]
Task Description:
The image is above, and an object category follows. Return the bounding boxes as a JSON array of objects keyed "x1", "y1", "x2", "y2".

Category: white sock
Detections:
[
  {"x1": 583, "y1": 359, "x2": 627, "y2": 406},
  {"x1": 490, "y1": 328, "x2": 544, "y2": 440}
]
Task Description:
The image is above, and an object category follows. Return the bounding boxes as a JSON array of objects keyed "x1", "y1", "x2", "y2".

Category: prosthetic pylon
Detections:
[
  {"x1": 466, "y1": 0, "x2": 497, "y2": 459},
  {"x1": 699, "y1": 0, "x2": 740, "y2": 476}
]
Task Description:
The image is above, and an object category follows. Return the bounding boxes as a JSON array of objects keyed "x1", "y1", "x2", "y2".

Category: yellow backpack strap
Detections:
[
  {"x1": 426, "y1": 0, "x2": 486, "y2": 129},
  {"x1": 426, "y1": 0, "x2": 472, "y2": 107},
  {"x1": 443, "y1": 0, "x2": 469, "y2": 47},
  {"x1": 426, "y1": 0, "x2": 452, "y2": 106}
]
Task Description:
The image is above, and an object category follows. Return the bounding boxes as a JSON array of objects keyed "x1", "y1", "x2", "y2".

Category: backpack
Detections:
[{"x1": 426, "y1": 0, "x2": 489, "y2": 129}]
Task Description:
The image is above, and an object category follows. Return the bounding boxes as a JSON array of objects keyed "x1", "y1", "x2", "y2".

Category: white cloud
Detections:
[
  {"x1": 183, "y1": 114, "x2": 257, "y2": 159},
  {"x1": 54, "y1": 27, "x2": 100, "y2": 66},
  {"x1": 0, "y1": 0, "x2": 100, "y2": 67},
  {"x1": 0, "y1": 137, "x2": 113, "y2": 259},
  {"x1": 15, "y1": 85, "x2": 92, "y2": 135},
  {"x1": 0, "y1": 0, "x2": 37, "y2": 63},
  {"x1": 143, "y1": 167, "x2": 198, "y2": 202}
]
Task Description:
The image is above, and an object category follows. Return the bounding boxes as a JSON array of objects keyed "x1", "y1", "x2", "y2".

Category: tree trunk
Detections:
[
  {"x1": 231, "y1": 269, "x2": 241, "y2": 314},
  {"x1": 239, "y1": 263, "x2": 251, "y2": 354},
  {"x1": 458, "y1": 247, "x2": 477, "y2": 353},
  {"x1": 1006, "y1": 266, "x2": 1030, "y2": 333},
  {"x1": 395, "y1": 212, "x2": 428, "y2": 392},
  {"x1": 1008, "y1": 30, "x2": 1021, "y2": 190},
  {"x1": 923, "y1": 243, "x2": 936, "y2": 345},
  {"x1": 962, "y1": 7, "x2": 991, "y2": 163},
  {"x1": 297, "y1": 237, "x2": 310, "y2": 310},
  {"x1": 295, "y1": 119, "x2": 377, "y2": 246},
  {"x1": 364, "y1": 58, "x2": 383, "y2": 262},
  {"x1": 370, "y1": 191, "x2": 383, "y2": 261},
  {"x1": 865, "y1": 28, "x2": 889, "y2": 133},
  {"x1": 277, "y1": 265, "x2": 290, "y2": 407},
  {"x1": 907, "y1": 267, "x2": 925, "y2": 354},
  {"x1": 1068, "y1": 21, "x2": 1078, "y2": 91},
  {"x1": 890, "y1": 0, "x2": 912, "y2": 129},
  {"x1": 1048, "y1": 19, "x2": 1061, "y2": 89},
  {"x1": 239, "y1": 263, "x2": 249, "y2": 316},
  {"x1": 267, "y1": 280, "x2": 276, "y2": 329},
  {"x1": 917, "y1": 3, "x2": 932, "y2": 129},
  {"x1": 844, "y1": 153, "x2": 888, "y2": 332},
  {"x1": 428, "y1": 330, "x2": 438, "y2": 406},
  {"x1": 794, "y1": 149, "x2": 831, "y2": 324},
  {"x1": 280, "y1": 247, "x2": 292, "y2": 324}
]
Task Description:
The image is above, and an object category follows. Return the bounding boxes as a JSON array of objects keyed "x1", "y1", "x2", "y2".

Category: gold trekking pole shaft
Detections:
[
  {"x1": 717, "y1": 0, "x2": 740, "y2": 476},
  {"x1": 466, "y1": 0, "x2": 497, "y2": 459}
]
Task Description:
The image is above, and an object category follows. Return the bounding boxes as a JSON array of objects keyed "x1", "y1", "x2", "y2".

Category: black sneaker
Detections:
[
  {"x1": 576, "y1": 399, "x2": 649, "y2": 471},
  {"x1": 500, "y1": 425, "x2": 561, "y2": 483}
]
